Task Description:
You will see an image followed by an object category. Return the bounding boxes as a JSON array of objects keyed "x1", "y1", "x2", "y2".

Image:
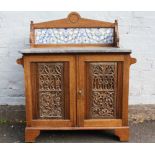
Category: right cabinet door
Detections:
[{"x1": 77, "y1": 55, "x2": 125, "y2": 127}]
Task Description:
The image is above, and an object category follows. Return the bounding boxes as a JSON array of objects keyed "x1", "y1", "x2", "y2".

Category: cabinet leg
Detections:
[
  {"x1": 114, "y1": 127, "x2": 129, "y2": 142},
  {"x1": 25, "y1": 128, "x2": 40, "y2": 142}
]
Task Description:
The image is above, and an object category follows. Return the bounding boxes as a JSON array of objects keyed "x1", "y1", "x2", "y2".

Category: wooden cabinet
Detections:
[
  {"x1": 17, "y1": 12, "x2": 136, "y2": 142},
  {"x1": 17, "y1": 52, "x2": 136, "y2": 142}
]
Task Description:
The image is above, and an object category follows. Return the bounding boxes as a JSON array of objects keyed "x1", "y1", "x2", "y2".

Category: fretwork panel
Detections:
[
  {"x1": 38, "y1": 63, "x2": 65, "y2": 119},
  {"x1": 88, "y1": 62, "x2": 117, "y2": 119}
]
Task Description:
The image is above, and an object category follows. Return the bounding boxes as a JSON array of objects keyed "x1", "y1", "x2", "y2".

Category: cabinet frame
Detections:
[{"x1": 17, "y1": 53, "x2": 136, "y2": 142}]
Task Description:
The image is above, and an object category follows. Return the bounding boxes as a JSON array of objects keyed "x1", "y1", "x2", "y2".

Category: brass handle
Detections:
[
  {"x1": 78, "y1": 90, "x2": 82, "y2": 94},
  {"x1": 78, "y1": 90, "x2": 83, "y2": 97}
]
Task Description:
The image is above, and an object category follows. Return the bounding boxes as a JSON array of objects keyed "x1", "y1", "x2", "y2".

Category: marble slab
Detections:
[{"x1": 19, "y1": 47, "x2": 131, "y2": 54}]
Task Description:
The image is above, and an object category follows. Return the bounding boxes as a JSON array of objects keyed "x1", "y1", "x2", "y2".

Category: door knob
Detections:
[
  {"x1": 78, "y1": 90, "x2": 82, "y2": 94},
  {"x1": 78, "y1": 90, "x2": 83, "y2": 97}
]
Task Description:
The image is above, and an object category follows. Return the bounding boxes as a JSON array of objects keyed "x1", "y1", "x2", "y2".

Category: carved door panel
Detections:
[
  {"x1": 77, "y1": 55, "x2": 123, "y2": 127},
  {"x1": 25, "y1": 55, "x2": 76, "y2": 127}
]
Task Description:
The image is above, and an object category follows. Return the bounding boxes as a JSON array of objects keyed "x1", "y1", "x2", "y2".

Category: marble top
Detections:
[{"x1": 19, "y1": 47, "x2": 131, "y2": 54}]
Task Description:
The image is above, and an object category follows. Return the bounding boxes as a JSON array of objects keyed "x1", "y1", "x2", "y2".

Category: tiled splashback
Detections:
[{"x1": 35, "y1": 28, "x2": 114, "y2": 44}]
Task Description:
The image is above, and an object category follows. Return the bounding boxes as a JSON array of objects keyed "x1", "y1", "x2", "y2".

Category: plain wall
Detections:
[{"x1": 0, "y1": 11, "x2": 155, "y2": 105}]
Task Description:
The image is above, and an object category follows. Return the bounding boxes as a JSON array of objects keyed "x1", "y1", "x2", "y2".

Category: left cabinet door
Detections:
[{"x1": 24, "y1": 55, "x2": 76, "y2": 128}]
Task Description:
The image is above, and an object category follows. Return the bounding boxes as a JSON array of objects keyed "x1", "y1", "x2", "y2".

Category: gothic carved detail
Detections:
[
  {"x1": 89, "y1": 62, "x2": 117, "y2": 118},
  {"x1": 38, "y1": 63, "x2": 64, "y2": 119}
]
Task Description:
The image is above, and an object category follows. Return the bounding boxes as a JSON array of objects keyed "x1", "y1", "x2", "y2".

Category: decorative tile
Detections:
[{"x1": 35, "y1": 28, "x2": 114, "y2": 44}]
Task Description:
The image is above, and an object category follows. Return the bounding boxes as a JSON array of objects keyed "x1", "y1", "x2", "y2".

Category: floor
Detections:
[{"x1": 0, "y1": 120, "x2": 155, "y2": 143}]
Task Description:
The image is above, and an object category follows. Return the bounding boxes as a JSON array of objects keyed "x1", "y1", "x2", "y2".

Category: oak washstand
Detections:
[{"x1": 17, "y1": 12, "x2": 136, "y2": 142}]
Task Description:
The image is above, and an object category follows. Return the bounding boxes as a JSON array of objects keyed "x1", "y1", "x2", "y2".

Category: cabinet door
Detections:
[
  {"x1": 24, "y1": 55, "x2": 76, "y2": 128},
  {"x1": 77, "y1": 55, "x2": 124, "y2": 127}
]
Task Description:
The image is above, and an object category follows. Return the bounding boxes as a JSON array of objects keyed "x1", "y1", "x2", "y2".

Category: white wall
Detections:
[{"x1": 0, "y1": 11, "x2": 155, "y2": 105}]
